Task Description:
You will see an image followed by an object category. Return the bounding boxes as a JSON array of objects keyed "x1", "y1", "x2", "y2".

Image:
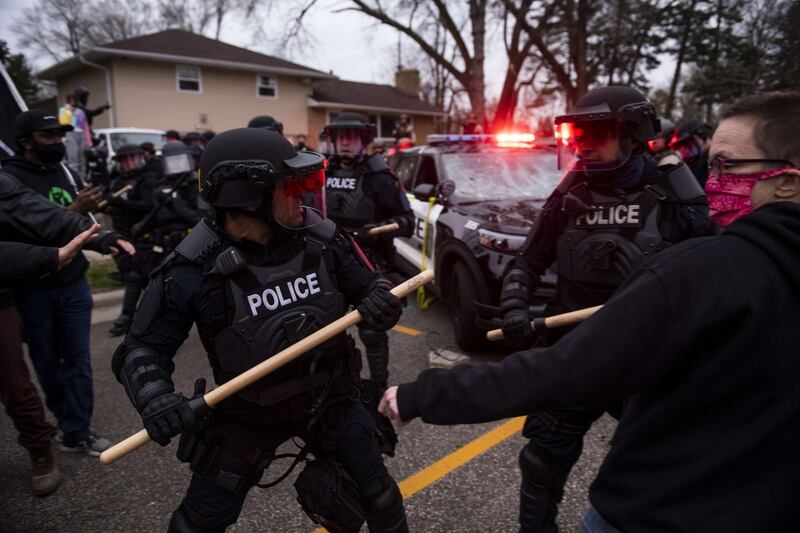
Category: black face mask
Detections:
[{"x1": 30, "y1": 141, "x2": 66, "y2": 165}]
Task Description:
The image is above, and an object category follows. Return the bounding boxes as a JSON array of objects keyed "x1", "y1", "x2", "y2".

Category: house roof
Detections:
[
  {"x1": 38, "y1": 29, "x2": 331, "y2": 80},
  {"x1": 310, "y1": 79, "x2": 445, "y2": 116}
]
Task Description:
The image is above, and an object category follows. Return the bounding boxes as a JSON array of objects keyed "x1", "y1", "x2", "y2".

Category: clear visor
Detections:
[
  {"x1": 271, "y1": 170, "x2": 329, "y2": 230},
  {"x1": 118, "y1": 154, "x2": 144, "y2": 173},
  {"x1": 556, "y1": 119, "x2": 632, "y2": 173},
  {"x1": 163, "y1": 153, "x2": 194, "y2": 175}
]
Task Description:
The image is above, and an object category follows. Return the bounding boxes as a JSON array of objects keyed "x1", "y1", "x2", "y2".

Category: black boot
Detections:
[{"x1": 167, "y1": 506, "x2": 225, "y2": 533}]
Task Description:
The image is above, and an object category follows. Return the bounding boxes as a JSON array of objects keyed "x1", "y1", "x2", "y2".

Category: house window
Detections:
[
  {"x1": 257, "y1": 75, "x2": 278, "y2": 98},
  {"x1": 177, "y1": 65, "x2": 202, "y2": 92}
]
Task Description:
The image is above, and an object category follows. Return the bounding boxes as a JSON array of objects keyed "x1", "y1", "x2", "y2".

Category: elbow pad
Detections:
[{"x1": 112, "y1": 345, "x2": 175, "y2": 413}]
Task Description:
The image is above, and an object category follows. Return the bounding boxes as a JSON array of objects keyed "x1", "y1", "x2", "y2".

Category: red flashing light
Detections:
[{"x1": 495, "y1": 132, "x2": 536, "y2": 147}]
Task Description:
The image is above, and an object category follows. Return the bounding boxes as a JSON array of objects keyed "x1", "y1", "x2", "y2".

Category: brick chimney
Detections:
[{"x1": 395, "y1": 68, "x2": 420, "y2": 97}]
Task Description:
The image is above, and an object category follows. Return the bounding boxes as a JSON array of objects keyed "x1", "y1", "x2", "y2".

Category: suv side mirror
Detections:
[{"x1": 413, "y1": 183, "x2": 435, "y2": 201}]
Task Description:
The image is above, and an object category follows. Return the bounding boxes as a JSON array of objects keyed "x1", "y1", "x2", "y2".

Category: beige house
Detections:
[{"x1": 38, "y1": 29, "x2": 445, "y2": 148}]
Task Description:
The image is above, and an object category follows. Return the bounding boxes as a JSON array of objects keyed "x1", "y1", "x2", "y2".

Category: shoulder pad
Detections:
[
  {"x1": 304, "y1": 209, "x2": 337, "y2": 242},
  {"x1": 175, "y1": 218, "x2": 223, "y2": 263},
  {"x1": 363, "y1": 153, "x2": 390, "y2": 173},
  {"x1": 663, "y1": 163, "x2": 705, "y2": 201}
]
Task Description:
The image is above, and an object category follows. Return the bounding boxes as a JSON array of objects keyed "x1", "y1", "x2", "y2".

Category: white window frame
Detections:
[
  {"x1": 256, "y1": 74, "x2": 278, "y2": 99},
  {"x1": 176, "y1": 65, "x2": 202, "y2": 94}
]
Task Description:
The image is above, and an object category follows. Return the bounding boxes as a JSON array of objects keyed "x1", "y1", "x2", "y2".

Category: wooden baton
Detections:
[
  {"x1": 367, "y1": 222, "x2": 400, "y2": 235},
  {"x1": 486, "y1": 305, "x2": 603, "y2": 342},
  {"x1": 96, "y1": 184, "x2": 134, "y2": 210},
  {"x1": 99, "y1": 269, "x2": 435, "y2": 465}
]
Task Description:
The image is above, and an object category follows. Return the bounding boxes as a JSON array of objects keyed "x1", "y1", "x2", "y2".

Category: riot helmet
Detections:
[
  {"x1": 199, "y1": 128, "x2": 327, "y2": 227},
  {"x1": 323, "y1": 112, "x2": 376, "y2": 160},
  {"x1": 670, "y1": 119, "x2": 712, "y2": 163},
  {"x1": 113, "y1": 144, "x2": 144, "y2": 173},
  {"x1": 73, "y1": 87, "x2": 90, "y2": 107},
  {"x1": 247, "y1": 115, "x2": 284, "y2": 135},
  {"x1": 555, "y1": 86, "x2": 658, "y2": 173},
  {"x1": 161, "y1": 140, "x2": 195, "y2": 176}
]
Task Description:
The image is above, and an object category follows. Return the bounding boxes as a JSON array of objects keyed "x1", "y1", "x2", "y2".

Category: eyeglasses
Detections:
[{"x1": 708, "y1": 157, "x2": 797, "y2": 179}]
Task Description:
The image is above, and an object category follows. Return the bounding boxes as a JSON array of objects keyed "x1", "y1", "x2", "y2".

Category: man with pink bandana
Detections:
[{"x1": 380, "y1": 91, "x2": 800, "y2": 533}]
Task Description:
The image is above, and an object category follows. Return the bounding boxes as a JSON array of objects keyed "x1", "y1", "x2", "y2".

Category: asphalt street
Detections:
[{"x1": 0, "y1": 290, "x2": 616, "y2": 533}]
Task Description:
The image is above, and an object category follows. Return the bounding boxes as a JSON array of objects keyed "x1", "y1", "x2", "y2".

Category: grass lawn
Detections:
[{"x1": 86, "y1": 261, "x2": 123, "y2": 293}]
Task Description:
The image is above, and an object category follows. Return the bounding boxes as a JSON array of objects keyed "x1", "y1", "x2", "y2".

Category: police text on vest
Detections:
[
  {"x1": 246, "y1": 273, "x2": 321, "y2": 317},
  {"x1": 575, "y1": 204, "x2": 641, "y2": 227},
  {"x1": 327, "y1": 176, "x2": 357, "y2": 190}
]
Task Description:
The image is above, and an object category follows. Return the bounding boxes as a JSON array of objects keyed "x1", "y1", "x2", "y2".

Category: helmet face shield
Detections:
[
  {"x1": 117, "y1": 153, "x2": 144, "y2": 173},
  {"x1": 163, "y1": 152, "x2": 194, "y2": 176},
  {"x1": 556, "y1": 119, "x2": 633, "y2": 173}
]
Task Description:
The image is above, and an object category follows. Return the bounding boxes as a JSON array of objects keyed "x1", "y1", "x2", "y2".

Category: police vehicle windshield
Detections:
[{"x1": 440, "y1": 151, "x2": 562, "y2": 203}]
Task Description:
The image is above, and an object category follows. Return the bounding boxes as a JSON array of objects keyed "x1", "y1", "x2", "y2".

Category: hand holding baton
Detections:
[
  {"x1": 100, "y1": 269, "x2": 435, "y2": 465},
  {"x1": 96, "y1": 184, "x2": 134, "y2": 210},
  {"x1": 486, "y1": 305, "x2": 603, "y2": 341}
]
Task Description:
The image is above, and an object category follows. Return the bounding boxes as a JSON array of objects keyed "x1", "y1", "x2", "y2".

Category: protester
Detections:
[
  {"x1": 165, "y1": 130, "x2": 181, "y2": 142},
  {"x1": 391, "y1": 114, "x2": 415, "y2": 144},
  {"x1": 294, "y1": 133, "x2": 308, "y2": 151},
  {"x1": 1, "y1": 109, "x2": 133, "y2": 457},
  {"x1": 0, "y1": 224, "x2": 100, "y2": 497},
  {"x1": 72, "y1": 87, "x2": 110, "y2": 129},
  {"x1": 381, "y1": 91, "x2": 800, "y2": 533},
  {"x1": 201, "y1": 130, "x2": 216, "y2": 147}
]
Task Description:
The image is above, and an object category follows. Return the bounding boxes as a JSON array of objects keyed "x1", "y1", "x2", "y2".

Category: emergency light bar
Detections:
[{"x1": 427, "y1": 132, "x2": 536, "y2": 147}]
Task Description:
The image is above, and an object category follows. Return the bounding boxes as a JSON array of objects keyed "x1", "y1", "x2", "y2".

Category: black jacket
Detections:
[
  {"x1": 398, "y1": 201, "x2": 800, "y2": 532},
  {"x1": 0, "y1": 160, "x2": 122, "y2": 288},
  {"x1": 0, "y1": 242, "x2": 59, "y2": 308}
]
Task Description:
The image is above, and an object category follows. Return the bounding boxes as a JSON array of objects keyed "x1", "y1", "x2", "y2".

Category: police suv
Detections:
[{"x1": 388, "y1": 133, "x2": 563, "y2": 350}]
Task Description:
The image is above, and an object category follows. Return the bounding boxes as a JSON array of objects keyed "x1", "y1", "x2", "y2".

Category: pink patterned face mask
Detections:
[{"x1": 704, "y1": 166, "x2": 794, "y2": 227}]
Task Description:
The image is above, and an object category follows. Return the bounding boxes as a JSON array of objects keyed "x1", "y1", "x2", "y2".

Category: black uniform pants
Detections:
[{"x1": 177, "y1": 399, "x2": 391, "y2": 530}]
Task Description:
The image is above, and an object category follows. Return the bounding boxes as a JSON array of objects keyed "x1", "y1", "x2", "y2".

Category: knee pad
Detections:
[
  {"x1": 364, "y1": 480, "x2": 408, "y2": 533},
  {"x1": 359, "y1": 327, "x2": 388, "y2": 348},
  {"x1": 519, "y1": 445, "x2": 562, "y2": 489},
  {"x1": 167, "y1": 506, "x2": 226, "y2": 533}
]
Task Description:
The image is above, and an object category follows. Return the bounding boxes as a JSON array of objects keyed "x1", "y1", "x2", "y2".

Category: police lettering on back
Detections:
[
  {"x1": 575, "y1": 204, "x2": 642, "y2": 228},
  {"x1": 326, "y1": 176, "x2": 358, "y2": 190},
  {"x1": 246, "y1": 272, "x2": 321, "y2": 317}
]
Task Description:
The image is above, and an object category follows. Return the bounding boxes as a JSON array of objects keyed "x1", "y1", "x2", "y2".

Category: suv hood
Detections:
[{"x1": 452, "y1": 197, "x2": 546, "y2": 234}]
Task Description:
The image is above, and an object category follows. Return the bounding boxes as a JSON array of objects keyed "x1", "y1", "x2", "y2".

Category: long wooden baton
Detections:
[
  {"x1": 96, "y1": 184, "x2": 134, "y2": 210},
  {"x1": 486, "y1": 305, "x2": 603, "y2": 342},
  {"x1": 100, "y1": 269, "x2": 435, "y2": 465},
  {"x1": 367, "y1": 222, "x2": 400, "y2": 235}
]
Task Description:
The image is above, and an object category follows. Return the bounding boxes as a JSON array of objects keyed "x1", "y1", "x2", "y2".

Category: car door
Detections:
[{"x1": 394, "y1": 153, "x2": 444, "y2": 273}]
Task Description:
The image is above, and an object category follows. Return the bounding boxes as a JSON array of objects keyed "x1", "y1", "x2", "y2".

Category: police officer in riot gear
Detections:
[
  {"x1": 112, "y1": 128, "x2": 408, "y2": 532},
  {"x1": 670, "y1": 119, "x2": 714, "y2": 187},
  {"x1": 647, "y1": 118, "x2": 681, "y2": 167},
  {"x1": 107, "y1": 144, "x2": 163, "y2": 336},
  {"x1": 499, "y1": 86, "x2": 715, "y2": 532},
  {"x1": 323, "y1": 112, "x2": 414, "y2": 391}
]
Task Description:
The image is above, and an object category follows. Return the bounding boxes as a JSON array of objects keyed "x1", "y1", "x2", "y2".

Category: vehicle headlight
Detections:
[{"x1": 477, "y1": 228, "x2": 527, "y2": 253}]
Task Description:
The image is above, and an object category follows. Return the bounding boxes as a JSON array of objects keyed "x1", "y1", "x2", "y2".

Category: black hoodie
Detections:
[{"x1": 398, "y1": 201, "x2": 800, "y2": 532}]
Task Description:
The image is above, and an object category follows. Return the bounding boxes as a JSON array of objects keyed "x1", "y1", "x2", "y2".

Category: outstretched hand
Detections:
[
  {"x1": 58, "y1": 223, "x2": 101, "y2": 269},
  {"x1": 378, "y1": 386, "x2": 408, "y2": 426}
]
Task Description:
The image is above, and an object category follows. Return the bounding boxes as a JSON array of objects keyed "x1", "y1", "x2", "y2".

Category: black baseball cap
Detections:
[{"x1": 13, "y1": 109, "x2": 73, "y2": 140}]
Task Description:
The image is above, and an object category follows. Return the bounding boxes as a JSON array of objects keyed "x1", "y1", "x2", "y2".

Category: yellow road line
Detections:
[
  {"x1": 391, "y1": 324, "x2": 422, "y2": 337},
  {"x1": 312, "y1": 416, "x2": 524, "y2": 532},
  {"x1": 397, "y1": 417, "x2": 524, "y2": 498}
]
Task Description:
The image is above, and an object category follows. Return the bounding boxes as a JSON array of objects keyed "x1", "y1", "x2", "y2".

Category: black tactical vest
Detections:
[
  {"x1": 177, "y1": 218, "x2": 350, "y2": 407},
  {"x1": 554, "y1": 174, "x2": 675, "y2": 309},
  {"x1": 326, "y1": 154, "x2": 388, "y2": 228}
]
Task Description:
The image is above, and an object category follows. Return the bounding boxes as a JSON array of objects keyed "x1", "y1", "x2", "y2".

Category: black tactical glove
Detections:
[
  {"x1": 141, "y1": 392, "x2": 197, "y2": 446},
  {"x1": 358, "y1": 287, "x2": 402, "y2": 332},
  {"x1": 501, "y1": 308, "x2": 535, "y2": 346},
  {"x1": 354, "y1": 223, "x2": 381, "y2": 248}
]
